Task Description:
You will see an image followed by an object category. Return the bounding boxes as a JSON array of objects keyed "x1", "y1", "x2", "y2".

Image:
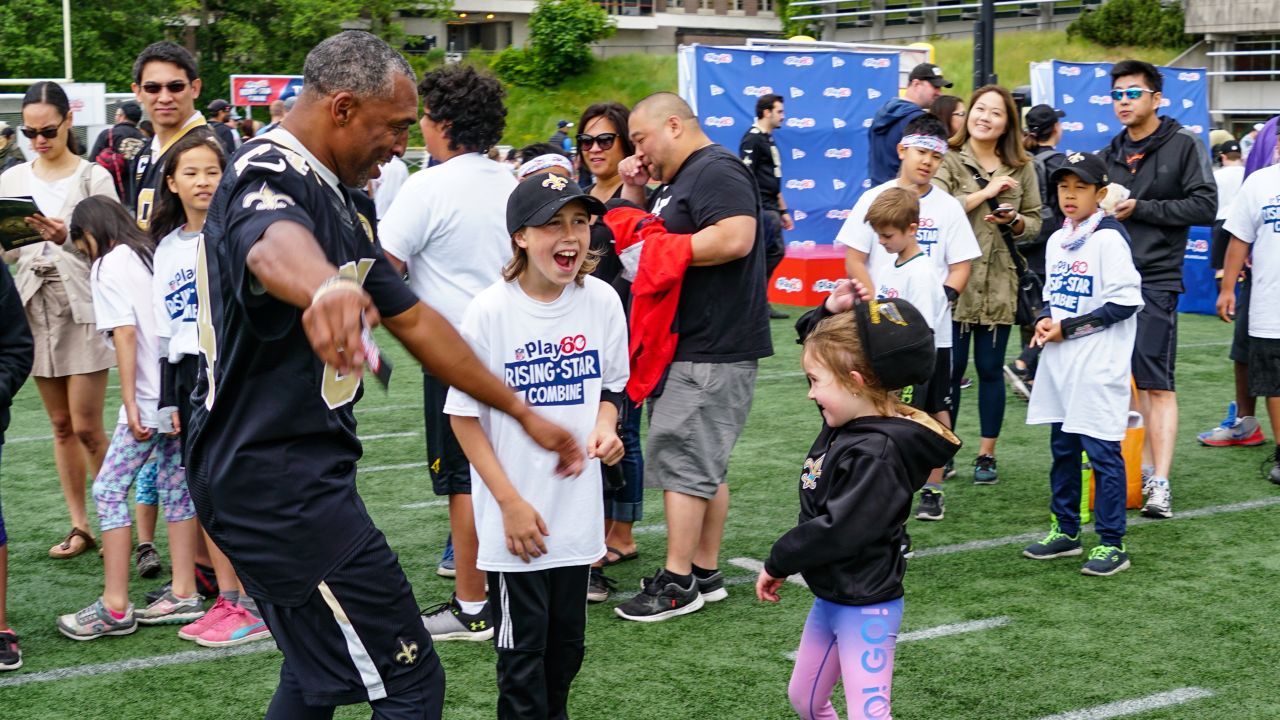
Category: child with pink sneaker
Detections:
[{"x1": 146, "y1": 133, "x2": 269, "y2": 648}]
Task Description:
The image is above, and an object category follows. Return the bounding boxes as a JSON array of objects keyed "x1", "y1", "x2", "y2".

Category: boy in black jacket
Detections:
[
  {"x1": 757, "y1": 286, "x2": 960, "y2": 720},
  {"x1": 1099, "y1": 59, "x2": 1217, "y2": 521},
  {"x1": 0, "y1": 267, "x2": 34, "y2": 670}
]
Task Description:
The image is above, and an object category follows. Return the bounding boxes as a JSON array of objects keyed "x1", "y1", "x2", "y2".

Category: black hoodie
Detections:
[
  {"x1": 766, "y1": 301, "x2": 961, "y2": 605},
  {"x1": 1100, "y1": 116, "x2": 1217, "y2": 292},
  {"x1": 764, "y1": 410, "x2": 960, "y2": 606},
  {"x1": 0, "y1": 268, "x2": 34, "y2": 444}
]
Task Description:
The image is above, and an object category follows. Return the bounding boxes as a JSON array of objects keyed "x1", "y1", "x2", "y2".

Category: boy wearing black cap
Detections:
[
  {"x1": 445, "y1": 175, "x2": 629, "y2": 719},
  {"x1": 1024, "y1": 152, "x2": 1143, "y2": 576}
]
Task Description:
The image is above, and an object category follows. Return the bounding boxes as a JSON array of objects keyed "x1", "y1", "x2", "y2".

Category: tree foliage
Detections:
[
  {"x1": 493, "y1": 0, "x2": 615, "y2": 87},
  {"x1": 1067, "y1": 0, "x2": 1192, "y2": 50},
  {"x1": 0, "y1": 0, "x2": 446, "y2": 100}
]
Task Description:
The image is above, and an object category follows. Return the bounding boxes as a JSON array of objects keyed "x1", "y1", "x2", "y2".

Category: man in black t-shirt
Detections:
[
  {"x1": 188, "y1": 31, "x2": 582, "y2": 717},
  {"x1": 739, "y1": 93, "x2": 794, "y2": 319},
  {"x1": 613, "y1": 92, "x2": 773, "y2": 623}
]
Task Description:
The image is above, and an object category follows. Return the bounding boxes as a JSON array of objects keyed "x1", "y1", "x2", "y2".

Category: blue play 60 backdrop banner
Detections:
[
  {"x1": 694, "y1": 46, "x2": 899, "y2": 246},
  {"x1": 1049, "y1": 61, "x2": 1210, "y2": 155}
]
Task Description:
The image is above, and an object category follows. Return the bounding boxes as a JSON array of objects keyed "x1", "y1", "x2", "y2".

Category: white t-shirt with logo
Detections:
[
  {"x1": 873, "y1": 251, "x2": 947, "y2": 346},
  {"x1": 445, "y1": 276, "x2": 629, "y2": 572},
  {"x1": 1223, "y1": 163, "x2": 1280, "y2": 339},
  {"x1": 1026, "y1": 227, "x2": 1143, "y2": 441},
  {"x1": 152, "y1": 226, "x2": 201, "y2": 362},
  {"x1": 835, "y1": 181, "x2": 981, "y2": 348},
  {"x1": 378, "y1": 152, "x2": 516, "y2": 328},
  {"x1": 92, "y1": 245, "x2": 162, "y2": 428}
]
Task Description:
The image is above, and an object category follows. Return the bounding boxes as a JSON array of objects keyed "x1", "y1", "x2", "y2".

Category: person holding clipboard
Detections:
[{"x1": 0, "y1": 80, "x2": 119, "y2": 561}]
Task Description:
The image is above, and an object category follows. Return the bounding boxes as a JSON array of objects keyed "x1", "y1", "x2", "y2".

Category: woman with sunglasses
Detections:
[
  {"x1": 574, "y1": 102, "x2": 646, "y2": 603},
  {"x1": 0, "y1": 81, "x2": 120, "y2": 560},
  {"x1": 933, "y1": 85, "x2": 1043, "y2": 486}
]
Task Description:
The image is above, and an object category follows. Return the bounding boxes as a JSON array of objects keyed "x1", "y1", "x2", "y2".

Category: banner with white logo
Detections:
[
  {"x1": 1048, "y1": 61, "x2": 1209, "y2": 155},
  {"x1": 691, "y1": 46, "x2": 898, "y2": 246}
]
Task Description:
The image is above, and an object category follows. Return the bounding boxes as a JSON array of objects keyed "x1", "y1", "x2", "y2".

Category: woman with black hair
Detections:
[
  {"x1": 574, "y1": 101, "x2": 645, "y2": 603},
  {"x1": 0, "y1": 81, "x2": 120, "y2": 560}
]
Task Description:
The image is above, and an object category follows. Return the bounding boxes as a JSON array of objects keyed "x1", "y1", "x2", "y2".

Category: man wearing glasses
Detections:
[
  {"x1": 1099, "y1": 59, "x2": 1217, "y2": 521},
  {"x1": 130, "y1": 42, "x2": 215, "y2": 230},
  {"x1": 740, "y1": 93, "x2": 793, "y2": 319}
]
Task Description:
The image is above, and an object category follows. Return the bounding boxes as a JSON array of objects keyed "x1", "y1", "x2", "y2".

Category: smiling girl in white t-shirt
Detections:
[{"x1": 445, "y1": 175, "x2": 627, "y2": 719}]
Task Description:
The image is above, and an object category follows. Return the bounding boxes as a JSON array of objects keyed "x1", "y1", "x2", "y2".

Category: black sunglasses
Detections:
[
  {"x1": 577, "y1": 133, "x2": 617, "y2": 151},
  {"x1": 141, "y1": 80, "x2": 189, "y2": 95},
  {"x1": 19, "y1": 120, "x2": 65, "y2": 140}
]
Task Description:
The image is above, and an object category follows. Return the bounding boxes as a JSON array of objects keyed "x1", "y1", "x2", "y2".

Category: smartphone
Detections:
[{"x1": 992, "y1": 204, "x2": 1015, "y2": 217}]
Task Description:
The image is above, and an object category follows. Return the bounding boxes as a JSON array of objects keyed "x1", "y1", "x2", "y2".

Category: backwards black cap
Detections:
[{"x1": 853, "y1": 297, "x2": 936, "y2": 390}]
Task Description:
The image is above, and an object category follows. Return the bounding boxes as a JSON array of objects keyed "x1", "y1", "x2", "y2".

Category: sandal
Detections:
[
  {"x1": 49, "y1": 527, "x2": 97, "y2": 559},
  {"x1": 601, "y1": 546, "x2": 638, "y2": 567}
]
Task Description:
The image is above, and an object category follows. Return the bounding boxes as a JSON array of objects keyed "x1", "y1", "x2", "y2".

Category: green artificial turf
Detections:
[{"x1": 0, "y1": 310, "x2": 1276, "y2": 719}]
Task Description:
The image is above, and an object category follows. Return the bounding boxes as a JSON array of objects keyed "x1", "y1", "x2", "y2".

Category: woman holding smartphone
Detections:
[
  {"x1": 0, "y1": 81, "x2": 119, "y2": 560},
  {"x1": 933, "y1": 85, "x2": 1043, "y2": 485}
]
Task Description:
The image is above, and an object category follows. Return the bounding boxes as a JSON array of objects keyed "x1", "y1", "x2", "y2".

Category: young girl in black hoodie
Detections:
[{"x1": 757, "y1": 287, "x2": 961, "y2": 720}]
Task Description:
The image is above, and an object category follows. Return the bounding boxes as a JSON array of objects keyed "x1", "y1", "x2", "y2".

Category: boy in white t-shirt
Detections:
[
  {"x1": 1024, "y1": 152, "x2": 1143, "y2": 577},
  {"x1": 837, "y1": 113, "x2": 980, "y2": 519},
  {"x1": 445, "y1": 175, "x2": 628, "y2": 718},
  {"x1": 1218, "y1": 161, "x2": 1280, "y2": 485}
]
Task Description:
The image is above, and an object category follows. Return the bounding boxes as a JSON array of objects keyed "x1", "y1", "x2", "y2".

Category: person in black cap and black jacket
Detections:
[
  {"x1": 868, "y1": 62, "x2": 953, "y2": 186},
  {"x1": 1098, "y1": 59, "x2": 1217, "y2": 521},
  {"x1": 758, "y1": 281, "x2": 961, "y2": 720}
]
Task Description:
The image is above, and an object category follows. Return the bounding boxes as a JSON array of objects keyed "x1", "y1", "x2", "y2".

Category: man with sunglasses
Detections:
[
  {"x1": 129, "y1": 41, "x2": 214, "y2": 230},
  {"x1": 740, "y1": 93, "x2": 793, "y2": 320},
  {"x1": 1099, "y1": 59, "x2": 1217, "y2": 521}
]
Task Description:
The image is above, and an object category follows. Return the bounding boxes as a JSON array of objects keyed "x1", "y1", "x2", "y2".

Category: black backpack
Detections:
[{"x1": 1032, "y1": 146, "x2": 1065, "y2": 244}]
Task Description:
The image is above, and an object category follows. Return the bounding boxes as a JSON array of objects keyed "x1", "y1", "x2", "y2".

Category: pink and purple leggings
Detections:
[
  {"x1": 92, "y1": 424, "x2": 193, "y2": 533},
  {"x1": 788, "y1": 596, "x2": 903, "y2": 720}
]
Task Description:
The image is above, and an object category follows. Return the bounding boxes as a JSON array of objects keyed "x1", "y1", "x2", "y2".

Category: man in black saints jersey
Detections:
[
  {"x1": 187, "y1": 31, "x2": 583, "y2": 718},
  {"x1": 129, "y1": 41, "x2": 214, "y2": 229}
]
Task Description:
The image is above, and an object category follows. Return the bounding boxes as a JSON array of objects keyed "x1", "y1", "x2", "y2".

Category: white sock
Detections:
[{"x1": 457, "y1": 598, "x2": 487, "y2": 616}]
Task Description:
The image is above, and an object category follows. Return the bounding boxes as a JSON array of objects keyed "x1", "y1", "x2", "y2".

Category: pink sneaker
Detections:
[
  {"x1": 178, "y1": 595, "x2": 234, "y2": 641},
  {"x1": 195, "y1": 604, "x2": 271, "y2": 648}
]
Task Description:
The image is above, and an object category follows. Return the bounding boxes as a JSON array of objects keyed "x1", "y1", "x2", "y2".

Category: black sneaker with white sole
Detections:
[
  {"x1": 0, "y1": 629, "x2": 21, "y2": 671},
  {"x1": 587, "y1": 567, "x2": 616, "y2": 603},
  {"x1": 915, "y1": 488, "x2": 944, "y2": 521},
  {"x1": 614, "y1": 569, "x2": 703, "y2": 622},
  {"x1": 134, "y1": 542, "x2": 162, "y2": 579},
  {"x1": 420, "y1": 595, "x2": 494, "y2": 641},
  {"x1": 695, "y1": 570, "x2": 727, "y2": 603}
]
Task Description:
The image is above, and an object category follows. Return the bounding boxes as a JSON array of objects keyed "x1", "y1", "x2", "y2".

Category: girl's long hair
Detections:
[
  {"x1": 71, "y1": 195, "x2": 156, "y2": 274},
  {"x1": 149, "y1": 133, "x2": 227, "y2": 243}
]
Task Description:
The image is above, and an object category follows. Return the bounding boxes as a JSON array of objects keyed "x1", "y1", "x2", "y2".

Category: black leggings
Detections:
[{"x1": 950, "y1": 323, "x2": 1012, "y2": 440}]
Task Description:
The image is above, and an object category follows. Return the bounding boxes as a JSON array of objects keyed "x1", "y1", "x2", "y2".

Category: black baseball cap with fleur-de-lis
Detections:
[
  {"x1": 1050, "y1": 151, "x2": 1110, "y2": 188},
  {"x1": 505, "y1": 174, "x2": 608, "y2": 235}
]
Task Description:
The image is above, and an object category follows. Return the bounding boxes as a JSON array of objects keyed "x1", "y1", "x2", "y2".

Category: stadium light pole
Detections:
[{"x1": 971, "y1": 0, "x2": 997, "y2": 89}]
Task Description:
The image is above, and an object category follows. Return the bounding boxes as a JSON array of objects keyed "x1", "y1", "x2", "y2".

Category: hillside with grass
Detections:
[{"x1": 479, "y1": 30, "x2": 1184, "y2": 148}]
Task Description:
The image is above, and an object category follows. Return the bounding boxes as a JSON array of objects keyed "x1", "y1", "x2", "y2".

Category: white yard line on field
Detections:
[
  {"x1": 782, "y1": 615, "x2": 1012, "y2": 660},
  {"x1": 400, "y1": 499, "x2": 450, "y2": 509},
  {"x1": 728, "y1": 557, "x2": 809, "y2": 587},
  {"x1": 1032, "y1": 687, "x2": 1214, "y2": 720},
  {"x1": 360, "y1": 432, "x2": 419, "y2": 441},
  {"x1": 362, "y1": 462, "x2": 428, "y2": 474},
  {"x1": 0, "y1": 643, "x2": 279, "y2": 689}
]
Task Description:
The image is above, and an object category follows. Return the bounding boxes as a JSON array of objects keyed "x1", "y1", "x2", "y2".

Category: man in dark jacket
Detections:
[
  {"x1": 0, "y1": 266, "x2": 35, "y2": 671},
  {"x1": 867, "y1": 63, "x2": 952, "y2": 186},
  {"x1": 1099, "y1": 59, "x2": 1217, "y2": 522},
  {"x1": 88, "y1": 101, "x2": 147, "y2": 201}
]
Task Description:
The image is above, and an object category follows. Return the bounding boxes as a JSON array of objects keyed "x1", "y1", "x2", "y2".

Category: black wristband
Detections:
[
  {"x1": 1061, "y1": 312, "x2": 1106, "y2": 340},
  {"x1": 944, "y1": 285, "x2": 959, "y2": 303},
  {"x1": 601, "y1": 389, "x2": 626, "y2": 413}
]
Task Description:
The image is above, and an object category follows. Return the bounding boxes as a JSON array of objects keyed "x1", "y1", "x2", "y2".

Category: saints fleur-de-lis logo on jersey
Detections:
[
  {"x1": 241, "y1": 182, "x2": 296, "y2": 211},
  {"x1": 541, "y1": 174, "x2": 569, "y2": 191},
  {"x1": 800, "y1": 455, "x2": 824, "y2": 490},
  {"x1": 394, "y1": 638, "x2": 419, "y2": 666}
]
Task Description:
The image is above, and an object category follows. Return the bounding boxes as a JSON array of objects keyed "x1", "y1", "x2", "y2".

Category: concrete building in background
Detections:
[{"x1": 1181, "y1": 0, "x2": 1280, "y2": 134}]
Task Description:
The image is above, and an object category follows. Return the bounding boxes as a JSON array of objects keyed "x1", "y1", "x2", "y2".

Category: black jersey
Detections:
[
  {"x1": 739, "y1": 125, "x2": 782, "y2": 211},
  {"x1": 131, "y1": 116, "x2": 213, "y2": 230},
  {"x1": 186, "y1": 132, "x2": 418, "y2": 606}
]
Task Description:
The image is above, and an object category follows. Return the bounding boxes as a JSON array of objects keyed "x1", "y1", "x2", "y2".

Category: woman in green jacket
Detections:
[{"x1": 934, "y1": 85, "x2": 1042, "y2": 484}]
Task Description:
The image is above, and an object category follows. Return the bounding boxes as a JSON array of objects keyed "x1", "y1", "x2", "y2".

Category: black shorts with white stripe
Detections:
[
  {"x1": 257, "y1": 529, "x2": 441, "y2": 708},
  {"x1": 488, "y1": 565, "x2": 591, "y2": 720}
]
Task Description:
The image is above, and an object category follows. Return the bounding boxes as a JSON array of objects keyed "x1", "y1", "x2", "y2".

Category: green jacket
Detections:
[{"x1": 934, "y1": 142, "x2": 1042, "y2": 327}]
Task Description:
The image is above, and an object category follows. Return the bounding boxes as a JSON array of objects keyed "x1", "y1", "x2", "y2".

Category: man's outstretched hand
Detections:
[{"x1": 520, "y1": 411, "x2": 585, "y2": 477}]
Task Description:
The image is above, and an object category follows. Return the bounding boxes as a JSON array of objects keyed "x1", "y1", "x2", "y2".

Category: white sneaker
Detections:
[{"x1": 1141, "y1": 478, "x2": 1172, "y2": 519}]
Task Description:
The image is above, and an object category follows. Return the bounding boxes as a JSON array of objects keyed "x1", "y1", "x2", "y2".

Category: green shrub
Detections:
[
  {"x1": 1068, "y1": 0, "x2": 1193, "y2": 50},
  {"x1": 493, "y1": 0, "x2": 616, "y2": 87}
]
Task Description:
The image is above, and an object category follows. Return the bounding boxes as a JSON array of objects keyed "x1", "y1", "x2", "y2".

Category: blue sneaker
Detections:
[
  {"x1": 1081, "y1": 544, "x2": 1130, "y2": 576},
  {"x1": 973, "y1": 454, "x2": 998, "y2": 485},
  {"x1": 436, "y1": 534, "x2": 456, "y2": 578},
  {"x1": 1023, "y1": 520, "x2": 1083, "y2": 560}
]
